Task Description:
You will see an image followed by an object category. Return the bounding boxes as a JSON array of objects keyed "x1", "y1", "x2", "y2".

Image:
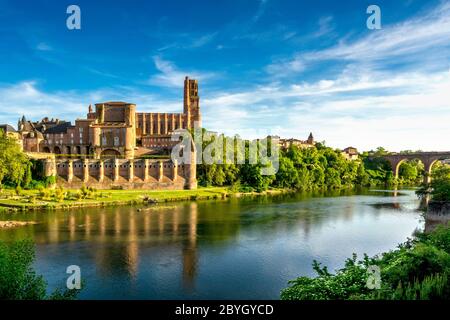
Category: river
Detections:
[{"x1": 0, "y1": 188, "x2": 424, "y2": 299}]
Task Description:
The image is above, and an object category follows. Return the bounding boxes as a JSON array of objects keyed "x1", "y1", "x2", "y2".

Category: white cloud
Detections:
[
  {"x1": 189, "y1": 32, "x2": 218, "y2": 48},
  {"x1": 312, "y1": 2, "x2": 450, "y2": 62},
  {"x1": 0, "y1": 82, "x2": 87, "y2": 123},
  {"x1": 148, "y1": 56, "x2": 216, "y2": 88},
  {"x1": 313, "y1": 16, "x2": 334, "y2": 38},
  {"x1": 0, "y1": 82, "x2": 182, "y2": 126},
  {"x1": 252, "y1": 0, "x2": 269, "y2": 23},
  {"x1": 36, "y1": 42, "x2": 52, "y2": 51},
  {"x1": 268, "y1": 2, "x2": 450, "y2": 76}
]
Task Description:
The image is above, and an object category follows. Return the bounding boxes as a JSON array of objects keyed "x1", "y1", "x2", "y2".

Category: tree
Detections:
[
  {"x1": 399, "y1": 161, "x2": 419, "y2": 183},
  {"x1": 275, "y1": 157, "x2": 298, "y2": 188},
  {"x1": 0, "y1": 131, "x2": 30, "y2": 187},
  {"x1": 417, "y1": 165, "x2": 450, "y2": 201},
  {"x1": 356, "y1": 162, "x2": 370, "y2": 186}
]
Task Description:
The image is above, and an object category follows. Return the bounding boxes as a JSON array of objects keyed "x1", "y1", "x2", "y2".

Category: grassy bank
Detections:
[{"x1": 0, "y1": 187, "x2": 289, "y2": 212}]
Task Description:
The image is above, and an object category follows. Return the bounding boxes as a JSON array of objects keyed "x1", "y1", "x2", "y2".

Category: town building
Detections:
[
  {"x1": 274, "y1": 133, "x2": 315, "y2": 150},
  {"x1": 0, "y1": 124, "x2": 20, "y2": 140},
  {"x1": 342, "y1": 147, "x2": 359, "y2": 160}
]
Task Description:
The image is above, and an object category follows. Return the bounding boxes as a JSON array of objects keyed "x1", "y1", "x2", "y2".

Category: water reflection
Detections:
[{"x1": 0, "y1": 189, "x2": 425, "y2": 299}]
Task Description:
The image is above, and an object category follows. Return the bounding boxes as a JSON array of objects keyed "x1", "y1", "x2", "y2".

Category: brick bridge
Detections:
[{"x1": 381, "y1": 152, "x2": 450, "y2": 184}]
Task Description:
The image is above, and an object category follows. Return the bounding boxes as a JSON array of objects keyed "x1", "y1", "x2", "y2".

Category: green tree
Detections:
[
  {"x1": 399, "y1": 161, "x2": 420, "y2": 183},
  {"x1": 417, "y1": 165, "x2": 450, "y2": 201},
  {"x1": 0, "y1": 240, "x2": 80, "y2": 300},
  {"x1": 356, "y1": 162, "x2": 370, "y2": 186},
  {"x1": 0, "y1": 131, "x2": 30, "y2": 187},
  {"x1": 275, "y1": 157, "x2": 298, "y2": 188}
]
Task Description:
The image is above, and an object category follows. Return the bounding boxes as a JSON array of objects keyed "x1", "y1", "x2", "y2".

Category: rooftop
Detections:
[{"x1": 0, "y1": 124, "x2": 17, "y2": 133}]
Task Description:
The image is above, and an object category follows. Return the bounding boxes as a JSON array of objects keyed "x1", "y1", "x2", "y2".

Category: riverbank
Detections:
[
  {"x1": 281, "y1": 222, "x2": 450, "y2": 300},
  {"x1": 0, "y1": 187, "x2": 291, "y2": 212}
]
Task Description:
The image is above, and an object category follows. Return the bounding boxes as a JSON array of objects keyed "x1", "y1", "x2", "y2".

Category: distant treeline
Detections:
[{"x1": 196, "y1": 132, "x2": 430, "y2": 192}]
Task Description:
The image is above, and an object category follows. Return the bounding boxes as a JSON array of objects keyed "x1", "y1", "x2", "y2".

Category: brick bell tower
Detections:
[{"x1": 183, "y1": 76, "x2": 201, "y2": 130}]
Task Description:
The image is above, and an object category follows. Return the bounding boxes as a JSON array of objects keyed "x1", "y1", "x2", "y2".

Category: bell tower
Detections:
[
  {"x1": 183, "y1": 76, "x2": 201, "y2": 130},
  {"x1": 307, "y1": 132, "x2": 314, "y2": 145}
]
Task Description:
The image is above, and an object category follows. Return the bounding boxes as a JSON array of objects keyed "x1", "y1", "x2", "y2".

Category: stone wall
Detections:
[{"x1": 42, "y1": 158, "x2": 197, "y2": 190}]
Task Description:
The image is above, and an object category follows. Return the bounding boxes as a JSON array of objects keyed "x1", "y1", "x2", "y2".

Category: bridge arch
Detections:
[
  {"x1": 392, "y1": 158, "x2": 425, "y2": 183},
  {"x1": 424, "y1": 159, "x2": 440, "y2": 183},
  {"x1": 382, "y1": 152, "x2": 450, "y2": 184}
]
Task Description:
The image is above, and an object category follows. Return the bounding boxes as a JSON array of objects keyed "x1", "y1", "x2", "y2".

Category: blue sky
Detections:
[{"x1": 0, "y1": 0, "x2": 449, "y2": 151}]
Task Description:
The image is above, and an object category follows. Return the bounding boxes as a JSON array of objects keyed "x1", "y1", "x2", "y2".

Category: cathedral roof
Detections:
[{"x1": 43, "y1": 122, "x2": 73, "y2": 134}]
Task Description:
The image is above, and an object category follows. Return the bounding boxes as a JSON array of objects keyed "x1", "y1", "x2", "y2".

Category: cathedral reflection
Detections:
[
  {"x1": 182, "y1": 203, "x2": 198, "y2": 290},
  {"x1": 52, "y1": 204, "x2": 201, "y2": 285}
]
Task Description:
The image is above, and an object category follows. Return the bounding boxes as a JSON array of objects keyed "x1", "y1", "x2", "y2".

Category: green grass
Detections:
[{"x1": 0, "y1": 187, "x2": 231, "y2": 211}]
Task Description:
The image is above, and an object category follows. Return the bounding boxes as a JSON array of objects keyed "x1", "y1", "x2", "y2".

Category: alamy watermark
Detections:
[
  {"x1": 66, "y1": 5, "x2": 81, "y2": 30},
  {"x1": 66, "y1": 265, "x2": 81, "y2": 290},
  {"x1": 366, "y1": 265, "x2": 381, "y2": 289},
  {"x1": 170, "y1": 123, "x2": 279, "y2": 175},
  {"x1": 367, "y1": 5, "x2": 382, "y2": 30}
]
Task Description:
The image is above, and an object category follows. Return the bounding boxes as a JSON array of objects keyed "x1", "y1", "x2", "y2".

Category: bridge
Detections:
[{"x1": 382, "y1": 152, "x2": 450, "y2": 184}]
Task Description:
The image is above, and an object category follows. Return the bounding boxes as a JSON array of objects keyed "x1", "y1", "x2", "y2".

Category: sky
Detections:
[{"x1": 0, "y1": 0, "x2": 449, "y2": 152}]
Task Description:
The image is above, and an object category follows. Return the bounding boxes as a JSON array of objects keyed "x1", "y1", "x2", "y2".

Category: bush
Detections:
[
  {"x1": 0, "y1": 240, "x2": 80, "y2": 300},
  {"x1": 281, "y1": 255, "x2": 374, "y2": 300},
  {"x1": 15, "y1": 185, "x2": 22, "y2": 196},
  {"x1": 38, "y1": 188, "x2": 51, "y2": 200},
  {"x1": 54, "y1": 186, "x2": 66, "y2": 202}
]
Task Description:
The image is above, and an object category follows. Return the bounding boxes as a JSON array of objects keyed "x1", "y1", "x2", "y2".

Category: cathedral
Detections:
[{"x1": 17, "y1": 76, "x2": 201, "y2": 160}]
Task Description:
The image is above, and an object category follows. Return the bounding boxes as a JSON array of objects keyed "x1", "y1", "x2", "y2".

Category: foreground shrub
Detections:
[
  {"x1": 281, "y1": 224, "x2": 450, "y2": 300},
  {"x1": 0, "y1": 240, "x2": 80, "y2": 300}
]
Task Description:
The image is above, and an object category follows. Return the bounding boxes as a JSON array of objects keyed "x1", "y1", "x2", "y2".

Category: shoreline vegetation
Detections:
[
  {"x1": 0, "y1": 186, "x2": 292, "y2": 212},
  {"x1": 281, "y1": 222, "x2": 450, "y2": 300}
]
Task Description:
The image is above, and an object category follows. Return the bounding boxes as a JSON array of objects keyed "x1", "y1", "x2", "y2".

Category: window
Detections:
[
  {"x1": 79, "y1": 127, "x2": 83, "y2": 133},
  {"x1": 114, "y1": 136, "x2": 119, "y2": 146}
]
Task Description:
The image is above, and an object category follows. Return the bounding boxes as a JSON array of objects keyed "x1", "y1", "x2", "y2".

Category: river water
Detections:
[{"x1": 0, "y1": 188, "x2": 424, "y2": 299}]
